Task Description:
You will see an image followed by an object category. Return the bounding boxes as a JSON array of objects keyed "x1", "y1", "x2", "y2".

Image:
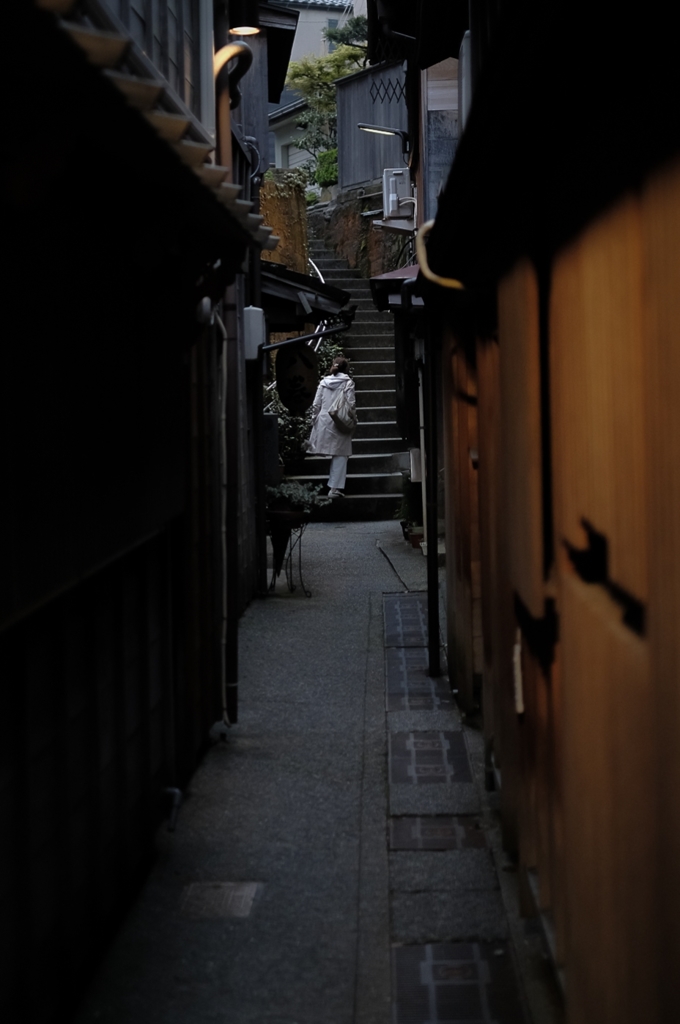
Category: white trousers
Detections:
[{"x1": 328, "y1": 455, "x2": 348, "y2": 489}]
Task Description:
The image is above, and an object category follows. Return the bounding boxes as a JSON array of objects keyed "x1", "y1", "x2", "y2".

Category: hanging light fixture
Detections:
[{"x1": 229, "y1": 0, "x2": 260, "y2": 36}]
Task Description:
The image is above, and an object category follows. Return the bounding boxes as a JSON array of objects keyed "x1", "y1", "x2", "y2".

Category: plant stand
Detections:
[{"x1": 267, "y1": 513, "x2": 312, "y2": 597}]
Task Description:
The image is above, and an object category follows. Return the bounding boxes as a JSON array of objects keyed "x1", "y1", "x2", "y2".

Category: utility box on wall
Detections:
[{"x1": 244, "y1": 305, "x2": 266, "y2": 360}]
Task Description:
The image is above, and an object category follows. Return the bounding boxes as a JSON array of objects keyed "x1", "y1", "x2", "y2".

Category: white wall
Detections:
[
  {"x1": 270, "y1": 3, "x2": 355, "y2": 169},
  {"x1": 288, "y1": 3, "x2": 355, "y2": 62}
]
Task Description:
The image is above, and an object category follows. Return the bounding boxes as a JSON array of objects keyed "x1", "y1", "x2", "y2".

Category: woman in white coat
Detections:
[{"x1": 307, "y1": 355, "x2": 356, "y2": 497}]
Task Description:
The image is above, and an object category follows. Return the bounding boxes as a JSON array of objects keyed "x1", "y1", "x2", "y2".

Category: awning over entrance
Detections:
[
  {"x1": 260, "y1": 262, "x2": 354, "y2": 332},
  {"x1": 369, "y1": 265, "x2": 421, "y2": 312}
]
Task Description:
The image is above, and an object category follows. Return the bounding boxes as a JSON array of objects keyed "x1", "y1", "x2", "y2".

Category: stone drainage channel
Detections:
[{"x1": 383, "y1": 592, "x2": 525, "y2": 1024}]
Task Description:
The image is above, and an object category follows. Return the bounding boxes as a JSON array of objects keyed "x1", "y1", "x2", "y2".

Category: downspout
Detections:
[
  {"x1": 416, "y1": 353, "x2": 428, "y2": 543},
  {"x1": 424, "y1": 327, "x2": 441, "y2": 678},
  {"x1": 215, "y1": 312, "x2": 231, "y2": 726},
  {"x1": 248, "y1": 182, "x2": 268, "y2": 595},
  {"x1": 213, "y1": 36, "x2": 255, "y2": 726},
  {"x1": 413, "y1": 222, "x2": 466, "y2": 679},
  {"x1": 222, "y1": 294, "x2": 240, "y2": 724},
  {"x1": 405, "y1": 275, "x2": 440, "y2": 676}
]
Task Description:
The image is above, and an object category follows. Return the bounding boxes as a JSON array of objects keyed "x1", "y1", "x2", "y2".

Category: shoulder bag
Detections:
[{"x1": 328, "y1": 380, "x2": 357, "y2": 435}]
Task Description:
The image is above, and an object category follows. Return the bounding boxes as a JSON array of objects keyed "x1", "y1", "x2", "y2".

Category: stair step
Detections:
[
  {"x1": 354, "y1": 374, "x2": 396, "y2": 391},
  {"x1": 348, "y1": 310, "x2": 392, "y2": 324},
  {"x1": 330, "y1": 280, "x2": 372, "y2": 293},
  {"x1": 320, "y1": 268, "x2": 365, "y2": 280},
  {"x1": 355, "y1": 389, "x2": 396, "y2": 407},
  {"x1": 346, "y1": 346, "x2": 399, "y2": 358},
  {"x1": 298, "y1": 452, "x2": 405, "y2": 475},
  {"x1": 287, "y1": 471, "x2": 403, "y2": 496},
  {"x1": 311, "y1": 257, "x2": 353, "y2": 268},
  {"x1": 354, "y1": 420, "x2": 401, "y2": 438},
  {"x1": 357, "y1": 406, "x2": 400, "y2": 422},
  {"x1": 343, "y1": 323, "x2": 394, "y2": 337},
  {"x1": 352, "y1": 437, "x2": 408, "y2": 454},
  {"x1": 350, "y1": 360, "x2": 395, "y2": 374}
]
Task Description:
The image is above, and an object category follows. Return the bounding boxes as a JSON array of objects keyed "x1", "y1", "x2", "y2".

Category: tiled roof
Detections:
[{"x1": 270, "y1": 0, "x2": 352, "y2": 10}]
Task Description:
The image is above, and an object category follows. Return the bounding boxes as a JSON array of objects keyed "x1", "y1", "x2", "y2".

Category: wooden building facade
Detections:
[
  {"x1": 1, "y1": 2, "x2": 288, "y2": 1020},
  {"x1": 421, "y1": 3, "x2": 680, "y2": 1022},
  {"x1": 366, "y1": 1, "x2": 680, "y2": 1020}
]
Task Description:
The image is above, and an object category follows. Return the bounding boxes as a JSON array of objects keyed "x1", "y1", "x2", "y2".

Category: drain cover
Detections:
[
  {"x1": 180, "y1": 882, "x2": 261, "y2": 918},
  {"x1": 392, "y1": 942, "x2": 524, "y2": 1023},
  {"x1": 390, "y1": 816, "x2": 487, "y2": 851}
]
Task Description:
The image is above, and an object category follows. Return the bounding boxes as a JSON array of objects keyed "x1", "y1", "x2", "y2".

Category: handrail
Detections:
[
  {"x1": 308, "y1": 257, "x2": 325, "y2": 284},
  {"x1": 261, "y1": 321, "x2": 349, "y2": 353}
]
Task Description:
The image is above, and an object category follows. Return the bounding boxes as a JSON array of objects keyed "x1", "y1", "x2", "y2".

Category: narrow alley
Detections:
[
  {"x1": 73, "y1": 523, "x2": 558, "y2": 1024},
  {"x1": 9, "y1": 5, "x2": 680, "y2": 1024}
]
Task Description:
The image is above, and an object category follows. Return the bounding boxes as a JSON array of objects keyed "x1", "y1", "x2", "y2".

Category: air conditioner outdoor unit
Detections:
[
  {"x1": 372, "y1": 168, "x2": 415, "y2": 234},
  {"x1": 382, "y1": 167, "x2": 411, "y2": 219}
]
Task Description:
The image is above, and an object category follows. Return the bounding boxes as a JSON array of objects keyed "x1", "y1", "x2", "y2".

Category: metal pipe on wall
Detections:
[
  {"x1": 248, "y1": 190, "x2": 268, "y2": 595},
  {"x1": 424, "y1": 330, "x2": 441, "y2": 678},
  {"x1": 222, "y1": 294, "x2": 240, "y2": 723},
  {"x1": 215, "y1": 312, "x2": 231, "y2": 725}
]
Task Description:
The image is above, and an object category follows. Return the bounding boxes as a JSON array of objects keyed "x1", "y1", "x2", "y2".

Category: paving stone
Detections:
[
  {"x1": 391, "y1": 890, "x2": 509, "y2": 944},
  {"x1": 389, "y1": 731, "x2": 472, "y2": 785},
  {"x1": 389, "y1": 849, "x2": 497, "y2": 893},
  {"x1": 392, "y1": 942, "x2": 525, "y2": 1023},
  {"x1": 180, "y1": 881, "x2": 262, "y2": 919},
  {"x1": 387, "y1": 709, "x2": 462, "y2": 733},
  {"x1": 390, "y1": 782, "x2": 481, "y2": 817},
  {"x1": 389, "y1": 816, "x2": 487, "y2": 851},
  {"x1": 384, "y1": 592, "x2": 428, "y2": 647},
  {"x1": 385, "y1": 647, "x2": 454, "y2": 712}
]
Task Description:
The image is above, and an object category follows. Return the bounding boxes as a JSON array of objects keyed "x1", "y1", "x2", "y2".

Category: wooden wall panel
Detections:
[
  {"x1": 550, "y1": 198, "x2": 647, "y2": 600},
  {"x1": 0, "y1": 535, "x2": 179, "y2": 1022},
  {"x1": 442, "y1": 334, "x2": 476, "y2": 711},
  {"x1": 477, "y1": 339, "x2": 501, "y2": 745},
  {"x1": 560, "y1": 571, "x2": 655, "y2": 1024},
  {"x1": 442, "y1": 332, "x2": 460, "y2": 702},
  {"x1": 498, "y1": 260, "x2": 544, "y2": 618},
  {"x1": 641, "y1": 157, "x2": 680, "y2": 1019},
  {"x1": 476, "y1": 337, "x2": 520, "y2": 852},
  {"x1": 468, "y1": 376, "x2": 483, "y2": 680}
]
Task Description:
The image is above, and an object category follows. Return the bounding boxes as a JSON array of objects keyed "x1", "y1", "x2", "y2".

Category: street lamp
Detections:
[{"x1": 357, "y1": 122, "x2": 410, "y2": 159}]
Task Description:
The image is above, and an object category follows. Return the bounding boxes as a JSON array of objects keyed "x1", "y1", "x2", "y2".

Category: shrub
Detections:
[
  {"x1": 314, "y1": 149, "x2": 338, "y2": 188},
  {"x1": 266, "y1": 480, "x2": 330, "y2": 513}
]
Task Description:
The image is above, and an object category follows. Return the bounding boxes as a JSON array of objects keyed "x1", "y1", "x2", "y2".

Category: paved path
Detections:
[{"x1": 73, "y1": 522, "x2": 548, "y2": 1024}]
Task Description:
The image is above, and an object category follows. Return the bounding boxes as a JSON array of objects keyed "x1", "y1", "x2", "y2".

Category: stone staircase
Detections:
[{"x1": 289, "y1": 235, "x2": 406, "y2": 520}]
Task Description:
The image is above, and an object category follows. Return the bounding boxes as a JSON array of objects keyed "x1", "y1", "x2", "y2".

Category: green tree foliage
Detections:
[
  {"x1": 286, "y1": 29, "x2": 366, "y2": 163},
  {"x1": 314, "y1": 148, "x2": 338, "y2": 187},
  {"x1": 323, "y1": 15, "x2": 368, "y2": 59}
]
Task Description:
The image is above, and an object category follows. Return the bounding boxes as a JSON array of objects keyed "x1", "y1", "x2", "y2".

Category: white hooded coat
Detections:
[{"x1": 307, "y1": 373, "x2": 356, "y2": 458}]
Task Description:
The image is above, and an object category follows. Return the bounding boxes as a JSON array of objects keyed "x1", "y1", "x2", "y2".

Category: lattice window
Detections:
[{"x1": 369, "y1": 77, "x2": 406, "y2": 104}]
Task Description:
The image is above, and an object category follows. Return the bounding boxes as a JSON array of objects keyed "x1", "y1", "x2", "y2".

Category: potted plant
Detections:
[
  {"x1": 266, "y1": 480, "x2": 331, "y2": 577},
  {"x1": 394, "y1": 477, "x2": 424, "y2": 546}
]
